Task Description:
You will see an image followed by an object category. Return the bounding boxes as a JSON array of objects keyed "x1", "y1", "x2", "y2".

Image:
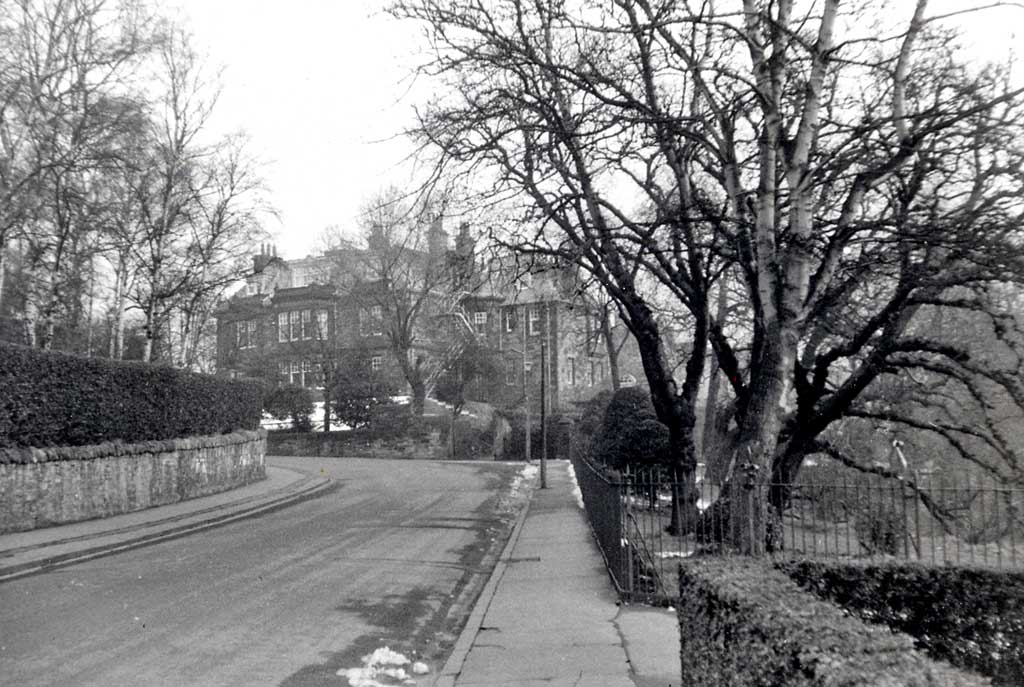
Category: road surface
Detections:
[{"x1": 0, "y1": 457, "x2": 531, "y2": 687}]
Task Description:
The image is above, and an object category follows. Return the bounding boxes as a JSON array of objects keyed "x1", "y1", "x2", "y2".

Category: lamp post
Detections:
[
  {"x1": 540, "y1": 336, "x2": 548, "y2": 489},
  {"x1": 523, "y1": 307, "x2": 531, "y2": 465}
]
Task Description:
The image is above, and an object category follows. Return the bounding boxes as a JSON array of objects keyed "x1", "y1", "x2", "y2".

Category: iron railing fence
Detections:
[{"x1": 571, "y1": 453, "x2": 1024, "y2": 604}]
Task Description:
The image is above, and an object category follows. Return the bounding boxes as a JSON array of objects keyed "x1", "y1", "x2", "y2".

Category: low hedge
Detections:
[
  {"x1": 678, "y1": 557, "x2": 988, "y2": 687},
  {"x1": 0, "y1": 343, "x2": 263, "y2": 450},
  {"x1": 778, "y1": 559, "x2": 1024, "y2": 686}
]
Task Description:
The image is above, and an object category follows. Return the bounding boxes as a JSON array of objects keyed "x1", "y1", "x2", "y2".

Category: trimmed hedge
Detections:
[
  {"x1": 778, "y1": 559, "x2": 1024, "y2": 686},
  {"x1": 677, "y1": 557, "x2": 988, "y2": 687},
  {"x1": 0, "y1": 343, "x2": 263, "y2": 451}
]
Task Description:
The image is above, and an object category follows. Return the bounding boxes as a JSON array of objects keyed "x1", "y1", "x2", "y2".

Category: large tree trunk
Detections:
[{"x1": 410, "y1": 378, "x2": 426, "y2": 416}]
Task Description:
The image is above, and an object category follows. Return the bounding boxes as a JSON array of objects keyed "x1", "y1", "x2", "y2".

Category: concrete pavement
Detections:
[
  {"x1": 0, "y1": 462, "x2": 333, "y2": 582},
  {"x1": 436, "y1": 459, "x2": 681, "y2": 687}
]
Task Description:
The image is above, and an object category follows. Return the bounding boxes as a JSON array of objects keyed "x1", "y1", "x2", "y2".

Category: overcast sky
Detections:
[{"x1": 173, "y1": 1, "x2": 1022, "y2": 261}]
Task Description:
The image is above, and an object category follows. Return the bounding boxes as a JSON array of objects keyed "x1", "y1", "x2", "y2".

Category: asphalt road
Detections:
[{"x1": 0, "y1": 457, "x2": 530, "y2": 687}]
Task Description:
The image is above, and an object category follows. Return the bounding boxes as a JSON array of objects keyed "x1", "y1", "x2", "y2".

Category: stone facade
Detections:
[
  {"x1": 215, "y1": 237, "x2": 636, "y2": 415},
  {"x1": 0, "y1": 430, "x2": 266, "y2": 534}
]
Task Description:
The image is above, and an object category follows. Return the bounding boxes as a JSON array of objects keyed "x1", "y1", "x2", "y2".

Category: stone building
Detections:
[{"x1": 214, "y1": 225, "x2": 627, "y2": 415}]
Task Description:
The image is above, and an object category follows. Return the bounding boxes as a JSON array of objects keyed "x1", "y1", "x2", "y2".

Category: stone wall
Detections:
[
  {"x1": 0, "y1": 430, "x2": 266, "y2": 534},
  {"x1": 267, "y1": 429, "x2": 447, "y2": 460}
]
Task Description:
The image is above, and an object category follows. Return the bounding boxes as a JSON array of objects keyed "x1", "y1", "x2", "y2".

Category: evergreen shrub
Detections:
[
  {"x1": 594, "y1": 386, "x2": 670, "y2": 470},
  {"x1": 263, "y1": 384, "x2": 315, "y2": 431},
  {"x1": 0, "y1": 343, "x2": 263, "y2": 452}
]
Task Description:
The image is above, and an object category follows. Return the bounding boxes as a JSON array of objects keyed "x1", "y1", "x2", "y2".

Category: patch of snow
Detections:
[
  {"x1": 426, "y1": 398, "x2": 479, "y2": 418},
  {"x1": 337, "y1": 646, "x2": 415, "y2": 687},
  {"x1": 658, "y1": 550, "x2": 695, "y2": 559},
  {"x1": 411, "y1": 662, "x2": 430, "y2": 675},
  {"x1": 508, "y1": 463, "x2": 539, "y2": 498},
  {"x1": 566, "y1": 462, "x2": 585, "y2": 509}
]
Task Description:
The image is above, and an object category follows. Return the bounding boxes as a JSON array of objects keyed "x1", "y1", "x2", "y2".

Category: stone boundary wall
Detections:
[
  {"x1": 267, "y1": 429, "x2": 448, "y2": 460},
  {"x1": 0, "y1": 429, "x2": 266, "y2": 534}
]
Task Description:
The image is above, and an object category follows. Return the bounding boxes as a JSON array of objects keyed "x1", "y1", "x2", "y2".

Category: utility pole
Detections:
[
  {"x1": 540, "y1": 337, "x2": 547, "y2": 489},
  {"x1": 540, "y1": 301, "x2": 549, "y2": 489},
  {"x1": 523, "y1": 303, "x2": 531, "y2": 464}
]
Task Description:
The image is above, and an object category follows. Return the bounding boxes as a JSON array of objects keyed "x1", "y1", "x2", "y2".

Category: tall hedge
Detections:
[
  {"x1": 0, "y1": 343, "x2": 263, "y2": 449},
  {"x1": 778, "y1": 559, "x2": 1024, "y2": 686},
  {"x1": 677, "y1": 557, "x2": 988, "y2": 687}
]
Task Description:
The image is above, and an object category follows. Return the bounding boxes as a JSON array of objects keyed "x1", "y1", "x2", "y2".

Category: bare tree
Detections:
[
  {"x1": 1, "y1": 0, "x2": 153, "y2": 346},
  {"x1": 394, "y1": 0, "x2": 1024, "y2": 552},
  {"x1": 351, "y1": 186, "x2": 453, "y2": 416}
]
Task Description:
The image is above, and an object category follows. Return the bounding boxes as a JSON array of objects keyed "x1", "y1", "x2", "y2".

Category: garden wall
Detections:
[
  {"x1": 0, "y1": 430, "x2": 266, "y2": 534},
  {"x1": 677, "y1": 557, "x2": 988, "y2": 687},
  {"x1": 268, "y1": 428, "x2": 447, "y2": 460}
]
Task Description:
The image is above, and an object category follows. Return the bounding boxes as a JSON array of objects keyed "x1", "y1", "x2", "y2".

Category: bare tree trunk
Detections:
[
  {"x1": 0, "y1": 248, "x2": 6, "y2": 316},
  {"x1": 700, "y1": 280, "x2": 729, "y2": 470},
  {"x1": 109, "y1": 257, "x2": 128, "y2": 359},
  {"x1": 599, "y1": 305, "x2": 621, "y2": 391},
  {"x1": 143, "y1": 299, "x2": 158, "y2": 363}
]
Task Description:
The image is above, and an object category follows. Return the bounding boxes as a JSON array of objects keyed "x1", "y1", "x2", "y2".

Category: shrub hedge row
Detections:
[
  {"x1": 0, "y1": 343, "x2": 263, "y2": 453},
  {"x1": 677, "y1": 557, "x2": 988, "y2": 687},
  {"x1": 778, "y1": 559, "x2": 1024, "y2": 686}
]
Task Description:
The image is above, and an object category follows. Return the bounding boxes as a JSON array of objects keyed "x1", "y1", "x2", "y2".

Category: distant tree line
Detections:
[{"x1": 0, "y1": 0, "x2": 269, "y2": 368}]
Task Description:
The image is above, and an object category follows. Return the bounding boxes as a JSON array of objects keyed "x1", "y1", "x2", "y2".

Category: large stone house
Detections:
[{"x1": 214, "y1": 224, "x2": 627, "y2": 414}]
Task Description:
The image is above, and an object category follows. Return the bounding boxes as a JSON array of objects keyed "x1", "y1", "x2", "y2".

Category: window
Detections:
[
  {"x1": 567, "y1": 356, "x2": 576, "y2": 386},
  {"x1": 528, "y1": 307, "x2": 540, "y2": 335},
  {"x1": 278, "y1": 361, "x2": 288, "y2": 379},
  {"x1": 237, "y1": 320, "x2": 256, "y2": 349},
  {"x1": 301, "y1": 360, "x2": 312, "y2": 387},
  {"x1": 290, "y1": 361, "x2": 301, "y2": 386},
  {"x1": 588, "y1": 359, "x2": 596, "y2": 387},
  {"x1": 289, "y1": 311, "x2": 301, "y2": 340},
  {"x1": 361, "y1": 306, "x2": 384, "y2": 336},
  {"x1": 370, "y1": 305, "x2": 383, "y2": 334},
  {"x1": 505, "y1": 359, "x2": 517, "y2": 385},
  {"x1": 595, "y1": 361, "x2": 604, "y2": 383},
  {"x1": 473, "y1": 311, "x2": 487, "y2": 334},
  {"x1": 504, "y1": 308, "x2": 516, "y2": 332},
  {"x1": 316, "y1": 310, "x2": 329, "y2": 339},
  {"x1": 301, "y1": 309, "x2": 312, "y2": 339},
  {"x1": 278, "y1": 312, "x2": 288, "y2": 342},
  {"x1": 370, "y1": 355, "x2": 383, "y2": 371}
]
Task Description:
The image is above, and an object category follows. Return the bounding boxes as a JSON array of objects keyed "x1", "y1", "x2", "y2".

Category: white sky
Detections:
[
  {"x1": 172, "y1": 0, "x2": 425, "y2": 260},
  {"x1": 172, "y1": 1, "x2": 1022, "y2": 262}
]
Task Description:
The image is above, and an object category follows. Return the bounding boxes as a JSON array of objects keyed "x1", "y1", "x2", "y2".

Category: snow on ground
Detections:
[
  {"x1": 509, "y1": 463, "x2": 539, "y2": 498},
  {"x1": 337, "y1": 647, "x2": 429, "y2": 687},
  {"x1": 566, "y1": 462, "x2": 585, "y2": 509}
]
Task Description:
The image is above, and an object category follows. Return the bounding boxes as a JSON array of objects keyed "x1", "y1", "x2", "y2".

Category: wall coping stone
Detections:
[{"x1": 0, "y1": 429, "x2": 267, "y2": 465}]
